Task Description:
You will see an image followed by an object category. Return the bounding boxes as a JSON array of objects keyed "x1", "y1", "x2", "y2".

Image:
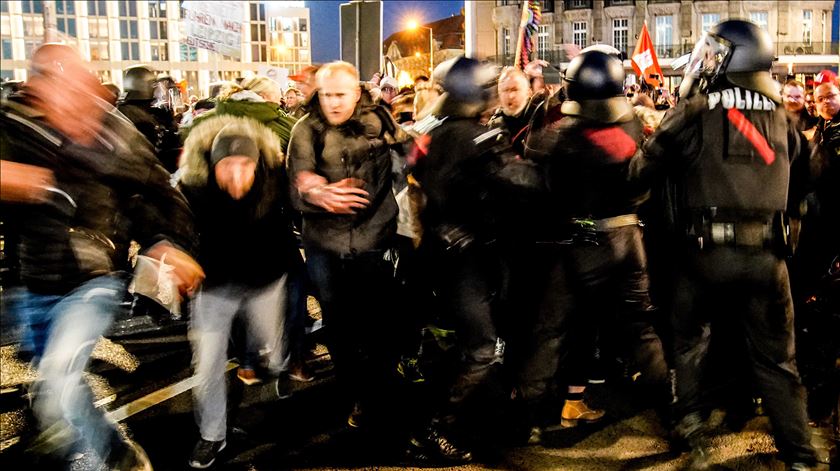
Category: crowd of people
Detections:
[{"x1": 0, "y1": 18, "x2": 838, "y2": 471}]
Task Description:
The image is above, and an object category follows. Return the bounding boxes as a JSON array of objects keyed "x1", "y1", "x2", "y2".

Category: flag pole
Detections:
[{"x1": 513, "y1": 3, "x2": 528, "y2": 69}]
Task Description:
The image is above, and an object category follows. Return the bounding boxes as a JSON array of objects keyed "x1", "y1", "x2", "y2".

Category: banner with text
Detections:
[{"x1": 182, "y1": 1, "x2": 243, "y2": 58}]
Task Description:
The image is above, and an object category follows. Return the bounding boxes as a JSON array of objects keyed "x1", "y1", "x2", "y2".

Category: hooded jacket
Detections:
[
  {"x1": 186, "y1": 90, "x2": 298, "y2": 152},
  {"x1": 180, "y1": 114, "x2": 300, "y2": 287},
  {"x1": 286, "y1": 91, "x2": 406, "y2": 256}
]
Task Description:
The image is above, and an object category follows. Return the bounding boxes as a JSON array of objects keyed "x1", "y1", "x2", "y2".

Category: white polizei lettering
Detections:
[
  {"x1": 762, "y1": 95, "x2": 774, "y2": 111},
  {"x1": 734, "y1": 87, "x2": 747, "y2": 109},
  {"x1": 721, "y1": 89, "x2": 735, "y2": 109},
  {"x1": 744, "y1": 89, "x2": 753, "y2": 110},
  {"x1": 708, "y1": 91, "x2": 721, "y2": 110},
  {"x1": 754, "y1": 91, "x2": 764, "y2": 110}
]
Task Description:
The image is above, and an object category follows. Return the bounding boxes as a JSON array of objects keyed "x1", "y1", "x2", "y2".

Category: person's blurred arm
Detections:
[{"x1": 0, "y1": 160, "x2": 55, "y2": 204}]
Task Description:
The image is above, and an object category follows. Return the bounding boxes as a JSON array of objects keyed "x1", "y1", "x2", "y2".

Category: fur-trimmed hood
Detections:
[{"x1": 179, "y1": 113, "x2": 284, "y2": 187}]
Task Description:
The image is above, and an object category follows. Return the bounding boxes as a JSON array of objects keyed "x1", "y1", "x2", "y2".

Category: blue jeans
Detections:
[
  {"x1": 29, "y1": 275, "x2": 127, "y2": 462},
  {"x1": 190, "y1": 276, "x2": 288, "y2": 442}
]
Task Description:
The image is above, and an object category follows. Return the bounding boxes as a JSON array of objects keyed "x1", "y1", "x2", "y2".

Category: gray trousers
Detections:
[{"x1": 190, "y1": 276, "x2": 287, "y2": 442}]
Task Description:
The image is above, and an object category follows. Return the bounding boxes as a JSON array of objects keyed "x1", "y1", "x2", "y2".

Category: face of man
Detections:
[
  {"x1": 782, "y1": 84, "x2": 805, "y2": 113},
  {"x1": 214, "y1": 156, "x2": 256, "y2": 200},
  {"x1": 27, "y1": 45, "x2": 106, "y2": 145},
  {"x1": 814, "y1": 83, "x2": 840, "y2": 121},
  {"x1": 498, "y1": 74, "x2": 531, "y2": 117},
  {"x1": 285, "y1": 90, "x2": 299, "y2": 108},
  {"x1": 379, "y1": 85, "x2": 397, "y2": 104},
  {"x1": 318, "y1": 70, "x2": 361, "y2": 126}
]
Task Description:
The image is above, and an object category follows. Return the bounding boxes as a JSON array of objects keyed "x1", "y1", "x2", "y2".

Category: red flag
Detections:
[{"x1": 631, "y1": 23, "x2": 664, "y2": 88}]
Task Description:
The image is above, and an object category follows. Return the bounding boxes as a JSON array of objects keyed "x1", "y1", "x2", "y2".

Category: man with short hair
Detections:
[
  {"x1": 488, "y1": 66, "x2": 537, "y2": 157},
  {"x1": 782, "y1": 80, "x2": 818, "y2": 133},
  {"x1": 284, "y1": 87, "x2": 305, "y2": 118},
  {"x1": 287, "y1": 61, "x2": 406, "y2": 428}
]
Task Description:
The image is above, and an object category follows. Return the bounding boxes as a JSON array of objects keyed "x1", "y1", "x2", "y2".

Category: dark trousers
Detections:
[
  {"x1": 433, "y1": 244, "x2": 504, "y2": 424},
  {"x1": 672, "y1": 247, "x2": 816, "y2": 465},
  {"x1": 519, "y1": 226, "x2": 668, "y2": 410},
  {"x1": 305, "y1": 246, "x2": 397, "y2": 409}
]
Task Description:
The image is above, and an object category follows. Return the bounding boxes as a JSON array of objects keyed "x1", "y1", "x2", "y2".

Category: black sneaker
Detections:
[
  {"x1": 188, "y1": 438, "x2": 226, "y2": 469},
  {"x1": 408, "y1": 425, "x2": 472, "y2": 464}
]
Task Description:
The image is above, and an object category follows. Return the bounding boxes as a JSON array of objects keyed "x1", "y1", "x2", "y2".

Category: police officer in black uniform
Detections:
[
  {"x1": 632, "y1": 20, "x2": 817, "y2": 470},
  {"x1": 518, "y1": 51, "x2": 668, "y2": 440},
  {"x1": 118, "y1": 65, "x2": 181, "y2": 172},
  {"x1": 408, "y1": 57, "x2": 541, "y2": 463}
]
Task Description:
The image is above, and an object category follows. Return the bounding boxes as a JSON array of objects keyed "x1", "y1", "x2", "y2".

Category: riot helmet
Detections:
[
  {"x1": 123, "y1": 65, "x2": 156, "y2": 101},
  {"x1": 679, "y1": 20, "x2": 778, "y2": 101},
  {"x1": 435, "y1": 56, "x2": 497, "y2": 117},
  {"x1": 560, "y1": 51, "x2": 633, "y2": 123}
]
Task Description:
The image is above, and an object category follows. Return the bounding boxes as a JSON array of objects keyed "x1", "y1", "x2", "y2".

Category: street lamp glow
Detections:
[{"x1": 407, "y1": 20, "x2": 419, "y2": 30}]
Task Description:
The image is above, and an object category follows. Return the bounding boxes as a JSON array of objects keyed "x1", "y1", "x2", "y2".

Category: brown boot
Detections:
[{"x1": 560, "y1": 399, "x2": 605, "y2": 428}]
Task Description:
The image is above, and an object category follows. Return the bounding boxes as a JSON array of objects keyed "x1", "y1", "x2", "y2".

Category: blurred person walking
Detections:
[{"x1": 0, "y1": 44, "x2": 203, "y2": 470}]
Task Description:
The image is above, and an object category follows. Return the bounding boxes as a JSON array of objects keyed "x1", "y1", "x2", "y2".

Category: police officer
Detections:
[
  {"x1": 518, "y1": 51, "x2": 668, "y2": 441},
  {"x1": 408, "y1": 57, "x2": 541, "y2": 463},
  {"x1": 632, "y1": 20, "x2": 817, "y2": 470},
  {"x1": 118, "y1": 65, "x2": 181, "y2": 172}
]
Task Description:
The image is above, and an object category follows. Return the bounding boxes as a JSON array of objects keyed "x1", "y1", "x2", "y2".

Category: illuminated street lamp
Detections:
[{"x1": 407, "y1": 19, "x2": 434, "y2": 74}]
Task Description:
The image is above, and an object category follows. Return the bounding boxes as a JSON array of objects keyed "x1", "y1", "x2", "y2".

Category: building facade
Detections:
[
  {"x1": 485, "y1": 0, "x2": 838, "y2": 90},
  {"x1": 0, "y1": 1, "x2": 311, "y2": 97}
]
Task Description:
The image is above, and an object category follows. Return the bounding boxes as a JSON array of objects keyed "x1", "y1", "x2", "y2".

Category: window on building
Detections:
[
  {"x1": 701, "y1": 13, "x2": 720, "y2": 33},
  {"x1": 502, "y1": 27, "x2": 511, "y2": 56},
  {"x1": 180, "y1": 43, "x2": 198, "y2": 61},
  {"x1": 250, "y1": 2, "x2": 266, "y2": 21},
  {"x1": 749, "y1": 11, "x2": 768, "y2": 31},
  {"x1": 119, "y1": 1, "x2": 138, "y2": 17},
  {"x1": 1, "y1": 70, "x2": 14, "y2": 81},
  {"x1": 0, "y1": 2, "x2": 7, "y2": 13},
  {"x1": 539, "y1": 0, "x2": 554, "y2": 13},
  {"x1": 537, "y1": 25, "x2": 550, "y2": 57},
  {"x1": 613, "y1": 18, "x2": 628, "y2": 56},
  {"x1": 655, "y1": 15, "x2": 673, "y2": 58},
  {"x1": 151, "y1": 44, "x2": 168, "y2": 61},
  {"x1": 119, "y1": 2, "x2": 141, "y2": 61},
  {"x1": 87, "y1": 1, "x2": 108, "y2": 16},
  {"x1": 149, "y1": 0, "x2": 168, "y2": 61},
  {"x1": 299, "y1": 18, "x2": 307, "y2": 32},
  {"x1": 25, "y1": 40, "x2": 40, "y2": 59},
  {"x1": 90, "y1": 40, "x2": 110, "y2": 60},
  {"x1": 802, "y1": 10, "x2": 812, "y2": 44},
  {"x1": 56, "y1": 1, "x2": 77, "y2": 38},
  {"x1": 2, "y1": 39, "x2": 12, "y2": 60},
  {"x1": 573, "y1": 21, "x2": 587, "y2": 49},
  {"x1": 21, "y1": 1, "x2": 44, "y2": 14},
  {"x1": 89, "y1": 18, "x2": 109, "y2": 38}
]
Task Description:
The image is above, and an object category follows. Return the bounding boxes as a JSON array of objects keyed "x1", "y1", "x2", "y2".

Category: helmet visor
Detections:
[{"x1": 683, "y1": 32, "x2": 731, "y2": 85}]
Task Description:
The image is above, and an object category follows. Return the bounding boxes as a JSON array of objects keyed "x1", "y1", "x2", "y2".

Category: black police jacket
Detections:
[{"x1": 634, "y1": 85, "x2": 804, "y2": 223}]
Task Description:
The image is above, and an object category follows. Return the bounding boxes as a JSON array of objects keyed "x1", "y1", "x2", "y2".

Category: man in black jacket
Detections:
[
  {"x1": 0, "y1": 44, "x2": 203, "y2": 470},
  {"x1": 632, "y1": 21, "x2": 817, "y2": 470},
  {"x1": 287, "y1": 61, "x2": 405, "y2": 429}
]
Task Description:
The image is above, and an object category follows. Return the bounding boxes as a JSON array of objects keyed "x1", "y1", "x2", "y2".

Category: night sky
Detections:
[{"x1": 306, "y1": 0, "x2": 465, "y2": 64}]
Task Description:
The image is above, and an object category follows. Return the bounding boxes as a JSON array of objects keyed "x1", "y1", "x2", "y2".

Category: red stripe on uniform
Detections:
[
  {"x1": 726, "y1": 108, "x2": 775, "y2": 165},
  {"x1": 583, "y1": 127, "x2": 637, "y2": 162}
]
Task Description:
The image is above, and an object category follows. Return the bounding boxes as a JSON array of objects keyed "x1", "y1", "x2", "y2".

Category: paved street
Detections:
[{"x1": 1, "y1": 337, "x2": 836, "y2": 471}]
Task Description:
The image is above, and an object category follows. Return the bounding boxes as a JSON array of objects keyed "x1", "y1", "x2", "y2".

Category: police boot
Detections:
[
  {"x1": 407, "y1": 420, "x2": 473, "y2": 464},
  {"x1": 675, "y1": 412, "x2": 712, "y2": 470}
]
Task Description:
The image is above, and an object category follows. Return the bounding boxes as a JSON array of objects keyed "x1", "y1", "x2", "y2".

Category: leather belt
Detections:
[{"x1": 710, "y1": 221, "x2": 771, "y2": 247}]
